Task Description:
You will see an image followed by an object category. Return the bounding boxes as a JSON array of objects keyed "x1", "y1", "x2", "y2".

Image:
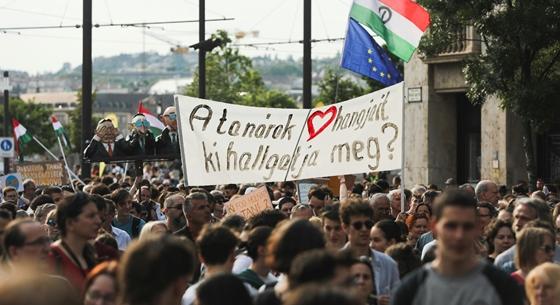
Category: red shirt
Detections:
[
  {"x1": 48, "y1": 244, "x2": 91, "y2": 293},
  {"x1": 510, "y1": 270, "x2": 525, "y2": 286}
]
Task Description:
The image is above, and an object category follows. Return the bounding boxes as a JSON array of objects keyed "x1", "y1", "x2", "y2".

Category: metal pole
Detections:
[
  {"x1": 198, "y1": 0, "x2": 206, "y2": 98},
  {"x1": 81, "y1": 0, "x2": 93, "y2": 178},
  {"x1": 57, "y1": 136, "x2": 75, "y2": 191},
  {"x1": 303, "y1": 0, "x2": 312, "y2": 109},
  {"x1": 3, "y1": 71, "x2": 9, "y2": 173},
  {"x1": 400, "y1": 82, "x2": 406, "y2": 214}
]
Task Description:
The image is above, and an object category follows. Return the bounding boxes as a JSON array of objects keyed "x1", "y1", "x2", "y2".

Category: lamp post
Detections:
[{"x1": 2, "y1": 71, "x2": 10, "y2": 173}]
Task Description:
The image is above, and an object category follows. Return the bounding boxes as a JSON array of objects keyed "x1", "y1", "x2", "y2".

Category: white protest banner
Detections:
[
  {"x1": 176, "y1": 82, "x2": 403, "y2": 185},
  {"x1": 224, "y1": 186, "x2": 273, "y2": 219},
  {"x1": 176, "y1": 96, "x2": 308, "y2": 184},
  {"x1": 295, "y1": 82, "x2": 403, "y2": 180}
]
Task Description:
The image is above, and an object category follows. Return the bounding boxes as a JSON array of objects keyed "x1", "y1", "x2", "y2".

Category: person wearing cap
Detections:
[
  {"x1": 84, "y1": 118, "x2": 126, "y2": 160},
  {"x1": 156, "y1": 106, "x2": 181, "y2": 155},
  {"x1": 124, "y1": 113, "x2": 156, "y2": 156}
]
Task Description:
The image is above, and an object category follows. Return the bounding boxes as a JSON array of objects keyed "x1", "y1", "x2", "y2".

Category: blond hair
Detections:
[{"x1": 525, "y1": 262, "x2": 560, "y2": 305}]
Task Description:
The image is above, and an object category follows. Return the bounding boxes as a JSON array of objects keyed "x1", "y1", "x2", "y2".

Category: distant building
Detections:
[
  {"x1": 20, "y1": 92, "x2": 77, "y2": 125},
  {"x1": 149, "y1": 78, "x2": 192, "y2": 94}
]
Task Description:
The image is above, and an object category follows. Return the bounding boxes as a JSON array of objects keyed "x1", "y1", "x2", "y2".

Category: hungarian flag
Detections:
[
  {"x1": 12, "y1": 118, "x2": 32, "y2": 156},
  {"x1": 12, "y1": 118, "x2": 32, "y2": 145},
  {"x1": 50, "y1": 115, "x2": 70, "y2": 147},
  {"x1": 138, "y1": 101, "x2": 165, "y2": 136},
  {"x1": 349, "y1": 0, "x2": 430, "y2": 62}
]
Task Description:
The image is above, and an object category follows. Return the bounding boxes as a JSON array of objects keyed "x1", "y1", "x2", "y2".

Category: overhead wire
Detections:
[
  {"x1": 103, "y1": 0, "x2": 114, "y2": 24},
  {"x1": 248, "y1": 0, "x2": 288, "y2": 32},
  {"x1": 59, "y1": 0, "x2": 72, "y2": 26},
  {"x1": 0, "y1": 6, "x2": 82, "y2": 21},
  {"x1": 288, "y1": 0, "x2": 300, "y2": 42},
  {"x1": 182, "y1": 0, "x2": 226, "y2": 19},
  {"x1": 315, "y1": 0, "x2": 330, "y2": 40},
  {"x1": 0, "y1": 17, "x2": 234, "y2": 31},
  {"x1": 232, "y1": 37, "x2": 344, "y2": 47}
]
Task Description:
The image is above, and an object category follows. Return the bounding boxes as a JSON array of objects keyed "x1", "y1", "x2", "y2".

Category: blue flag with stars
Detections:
[{"x1": 341, "y1": 18, "x2": 402, "y2": 86}]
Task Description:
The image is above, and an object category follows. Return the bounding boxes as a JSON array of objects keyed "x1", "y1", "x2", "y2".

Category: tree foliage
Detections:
[
  {"x1": 0, "y1": 98, "x2": 55, "y2": 156},
  {"x1": 418, "y1": 0, "x2": 560, "y2": 183},
  {"x1": 186, "y1": 30, "x2": 297, "y2": 109},
  {"x1": 314, "y1": 68, "x2": 365, "y2": 106}
]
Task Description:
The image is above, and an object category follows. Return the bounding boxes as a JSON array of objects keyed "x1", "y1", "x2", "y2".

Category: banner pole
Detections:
[
  {"x1": 400, "y1": 82, "x2": 406, "y2": 214},
  {"x1": 33, "y1": 136, "x2": 84, "y2": 186},
  {"x1": 57, "y1": 136, "x2": 75, "y2": 191},
  {"x1": 122, "y1": 162, "x2": 129, "y2": 183},
  {"x1": 33, "y1": 136, "x2": 58, "y2": 160}
]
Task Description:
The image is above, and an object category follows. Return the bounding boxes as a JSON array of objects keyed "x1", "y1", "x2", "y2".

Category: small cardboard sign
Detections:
[
  {"x1": 0, "y1": 173, "x2": 23, "y2": 192},
  {"x1": 15, "y1": 161, "x2": 68, "y2": 186},
  {"x1": 224, "y1": 186, "x2": 272, "y2": 219}
]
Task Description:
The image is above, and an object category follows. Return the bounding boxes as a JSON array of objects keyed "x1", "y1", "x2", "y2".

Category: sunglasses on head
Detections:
[
  {"x1": 47, "y1": 219, "x2": 57, "y2": 227},
  {"x1": 166, "y1": 113, "x2": 177, "y2": 120},
  {"x1": 351, "y1": 220, "x2": 374, "y2": 231},
  {"x1": 134, "y1": 120, "x2": 151, "y2": 128}
]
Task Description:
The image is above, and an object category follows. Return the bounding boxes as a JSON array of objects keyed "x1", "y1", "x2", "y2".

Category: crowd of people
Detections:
[{"x1": 0, "y1": 165, "x2": 559, "y2": 305}]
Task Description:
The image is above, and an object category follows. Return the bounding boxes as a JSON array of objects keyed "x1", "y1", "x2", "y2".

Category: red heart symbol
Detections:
[{"x1": 307, "y1": 106, "x2": 337, "y2": 141}]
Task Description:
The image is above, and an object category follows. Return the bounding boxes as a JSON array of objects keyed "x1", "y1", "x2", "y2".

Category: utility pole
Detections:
[
  {"x1": 303, "y1": 0, "x2": 312, "y2": 109},
  {"x1": 198, "y1": 0, "x2": 206, "y2": 98},
  {"x1": 81, "y1": 0, "x2": 93, "y2": 178},
  {"x1": 3, "y1": 71, "x2": 9, "y2": 173}
]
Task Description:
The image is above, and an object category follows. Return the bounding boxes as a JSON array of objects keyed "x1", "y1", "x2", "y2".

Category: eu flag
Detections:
[{"x1": 341, "y1": 18, "x2": 403, "y2": 86}]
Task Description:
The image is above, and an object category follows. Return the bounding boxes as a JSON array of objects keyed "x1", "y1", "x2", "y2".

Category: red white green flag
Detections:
[
  {"x1": 50, "y1": 115, "x2": 70, "y2": 147},
  {"x1": 12, "y1": 118, "x2": 32, "y2": 145},
  {"x1": 349, "y1": 0, "x2": 430, "y2": 62},
  {"x1": 138, "y1": 101, "x2": 165, "y2": 136}
]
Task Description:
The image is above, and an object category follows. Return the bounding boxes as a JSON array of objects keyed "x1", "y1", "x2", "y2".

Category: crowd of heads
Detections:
[{"x1": 0, "y1": 169, "x2": 559, "y2": 305}]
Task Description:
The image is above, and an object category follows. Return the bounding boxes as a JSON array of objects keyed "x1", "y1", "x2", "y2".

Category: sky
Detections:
[{"x1": 0, "y1": 0, "x2": 352, "y2": 74}]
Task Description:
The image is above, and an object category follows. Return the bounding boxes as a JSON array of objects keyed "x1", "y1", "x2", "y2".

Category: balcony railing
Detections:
[{"x1": 424, "y1": 26, "x2": 481, "y2": 63}]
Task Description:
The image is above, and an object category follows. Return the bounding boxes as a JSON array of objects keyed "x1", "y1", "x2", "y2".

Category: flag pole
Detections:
[
  {"x1": 32, "y1": 136, "x2": 58, "y2": 160},
  {"x1": 122, "y1": 162, "x2": 129, "y2": 183},
  {"x1": 400, "y1": 82, "x2": 406, "y2": 214},
  {"x1": 32, "y1": 136, "x2": 85, "y2": 186},
  {"x1": 56, "y1": 136, "x2": 75, "y2": 191}
]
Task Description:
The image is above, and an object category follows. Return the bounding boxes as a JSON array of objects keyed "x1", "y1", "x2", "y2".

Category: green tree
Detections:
[
  {"x1": 185, "y1": 30, "x2": 297, "y2": 109},
  {"x1": 314, "y1": 68, "x2": 364, "y2": 106},
  {"x1": 0, "y1": 98, "x2": 55, "y2": 156},
  {"x1": 241, "y1": 90, "x2": 298, "y2": 109},
  {"x1": 418, "y1": 0, "x2": 560, "y2": 185},
  {"x1": 68, "y1": 89, "x2": 100, "y2": 153},
  {"x1": 186, "y1": 30, "x2": 264, "y2": 104}
]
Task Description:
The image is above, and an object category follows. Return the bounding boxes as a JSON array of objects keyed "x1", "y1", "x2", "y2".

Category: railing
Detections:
[{"x1": 425, "y1": 26, "x2": 481, "y2": 63}]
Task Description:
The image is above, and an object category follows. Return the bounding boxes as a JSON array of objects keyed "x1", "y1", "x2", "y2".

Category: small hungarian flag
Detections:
[
  {"x1": 50, "y1": 115, "x2": 70, "y2": 147},
  {"x1": 12, "y1": 118, "x2": 32, "y2": 145},
  {"x1": 138, "y1": 101, "x2": 165, "y2": 136}
]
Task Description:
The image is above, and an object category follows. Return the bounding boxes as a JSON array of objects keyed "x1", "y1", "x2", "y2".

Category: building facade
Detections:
[{"x1": 403, "y1": 27, "x2": 528, "y2": 187}]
